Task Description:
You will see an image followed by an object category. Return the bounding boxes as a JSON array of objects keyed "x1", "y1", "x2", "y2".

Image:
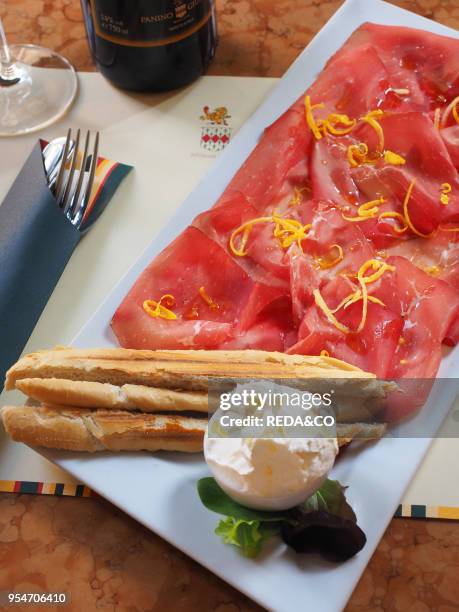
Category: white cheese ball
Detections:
[{"x1": 204, "y1": 434, "x2": 338, "y2": 511}]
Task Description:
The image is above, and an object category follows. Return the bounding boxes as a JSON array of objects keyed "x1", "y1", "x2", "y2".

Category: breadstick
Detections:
[
  {"x1": 16, "y1": 378, "x2": 208, "y2": 413},
  {"x1": 1, "y1": 405, "x2": 206, "y2": 452}
]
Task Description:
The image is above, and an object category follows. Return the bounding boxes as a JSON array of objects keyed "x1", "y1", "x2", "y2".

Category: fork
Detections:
[{"x1": 54, "y1": 128, "x2": 100, "y2": 229}]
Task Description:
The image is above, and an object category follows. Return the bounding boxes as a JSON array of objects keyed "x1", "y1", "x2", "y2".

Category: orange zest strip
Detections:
[
  {"x1": 360, "y1": 109, "x2": 385, "y2": 151},
  {"x1": 273, "y1": 217, "x2": 312, "y2": 249},
  {"x1": 330, "y1": 291, "x2": 384, "y2": 314},
  {"x1": 378, "y1": 211, "x2": 409, "y2": 234},
  {"x1": 343, "y1": 293, "x2": 385, "y2": 309},
  {"x1": 199, "y1": 286, "x2": 219, "y2": 310},
  {"x1": 454, "y1": 104, "x2": 459, "y2": 125},
  {"x1": 143, "y1": 295, "x2": 177, "y2": 320},
  {"x1": 229, "y1": 215, "x2": 312, "y2": 256},
  {"x1": 348, "y1": 145, "x2": 405, "y2": 167},
  {"x1": 358, "y1": 199, "x2": 384, "y2": 216},
  {"x1": 356, "y1": 274, "x2": 369, "y2": 333},
  {"x1": 358, "y1": 259, "x2": 396, "y2": 284},
  {"x1": 346, "y1": 110, "x2": 405, "y2": 167},
  {"x1": 305, "y1": 95, "x2": 358, "y2": 140},
  {"x1": 403, "y1": 179, "x2": 433, "y2": 238},
  {"x1": 330, "y1": 292, "x2": 358, "y2": 314},
  {"x1": 441, "y1": 96, "x2": 459, "y2": 127},
  {"x1": 347, "y1": 144, "x2": 405, "y2": 167},
  {"x1": 363, "y1": 294, "x2": 386, "y2": 306},
  {"x1": 320, "y1": 113, "x2": 356, "y2": 136},
  {"x1": 313, "y1": 289, "x2": 351, "y2": 334},
  {"x1": 305, "y1": 95, "x2": 325, "y2": 140},
  {"x1": 384, "y1": 150, "x2": 406, "y2": 165},
  {"x1": 239, "y1": 227, "x2": 251, "y2": 254},
  {"x1": 314, "y1": 244, "x2": 344, "y2": 269},
  {"x1": 229, "y1": 216, "x2": 273, "y2": 256},
  {"x1": 342, "y1": 197, "x2": 385, "y2": 222},
  {"x1": 440, "y1": 182, "x2": 452, "y2": 206},
  {"x1": 347, "y1": 143, "x2": 372, "y2": 167},
  {"x1": 439, "y1": 225, "x2": 459, "y2": 232},
  {"x1": 314, "y1": 259, "x2": 394, "y2": 335},
  {"x1": 355, "y1": 259, "x2": 395, "y2": 333}
]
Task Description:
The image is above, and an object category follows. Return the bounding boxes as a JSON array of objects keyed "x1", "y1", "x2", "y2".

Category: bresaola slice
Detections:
[
  {"x1": 289, "y1": 257, "x2": 459, "y2": 381},
  {"x1": 288, "y1": 202, "x2": 376, "y2": 322},
  {"x1": 311, "y1": 136, "x2": 360, "y2": 210},
  {"x1": 373, "y1": 256, "x2": 459, "y2": 420},
  {"x1": 112, "y1": 227, "x2": 283, "y2": 350},
  {"x1": 220, "y1": 97, "x2": 312, "y2": 213},
  {"x1": 323, "y1": 112, "x2": 459, "y2": 235},
  {"x1": 372, "y1": 256, "x2": 459, "y2": 379},
  {"x1": 287, "y1": 275, "x2": 403, "y2": 378},
  {"x1": 193, "y1": 192, "x2": 291, "y2": 289},
  {"x1": 112, "y1": 22, "x2": 459, "y2": 418},
  {"x1": 384, "y1": 231, "x2": 459, "y2": 292},
  {"x1": 308, "y1": 43, "x2": 391, "y2": 118},
  {"x1": 221, "y1": 296, "x2": 296, "y2": 352},
  {"x1": 357, "y1": 113, "x2": 459, "y2": 230},
  {"x1": 348, "y1": 23, "x2": 459, "y2": 109},
  {"x1": 441, "y1": 126, "x2": 459, "y2": 173}
]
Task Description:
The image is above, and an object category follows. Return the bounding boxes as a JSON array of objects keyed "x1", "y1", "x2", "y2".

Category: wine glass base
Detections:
[{"x1": 0, "y1": 44, "x2": 78, "y2": 137}]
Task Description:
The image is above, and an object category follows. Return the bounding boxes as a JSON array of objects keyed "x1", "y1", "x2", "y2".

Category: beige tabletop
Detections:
[{"x1": 1, "y1": 1, "x2": 459, "y2": 610}]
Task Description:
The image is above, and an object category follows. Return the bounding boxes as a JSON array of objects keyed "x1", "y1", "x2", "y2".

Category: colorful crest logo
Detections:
[{"x1": 200, "y1": 106, "x2": 232, "y2": 152}]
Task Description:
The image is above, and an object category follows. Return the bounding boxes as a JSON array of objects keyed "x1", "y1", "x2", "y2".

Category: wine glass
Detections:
[{"x1": 0, "y1": 17, "x2": 78, "y2": 137}]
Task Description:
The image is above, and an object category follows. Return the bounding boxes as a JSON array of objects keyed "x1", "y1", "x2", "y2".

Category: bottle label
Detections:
[{"x1": 91, "y1": 0, "x2": 214, "y2": 47}]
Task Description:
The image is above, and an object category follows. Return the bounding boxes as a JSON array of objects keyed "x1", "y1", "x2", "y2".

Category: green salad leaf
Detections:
[
  {"x1": 215, "y1": 517, "x2": 280, "y2": 558},
  {"x1": 197, "y1": 477, "x2": 366, "y2": 562},
  {"x1": 302, "y1": 479, "x2": 355, "y2": 519},
  {"x1": 281, "y1": 479, "x2": 366, "y2": 561},
  {"x1": 197, "y1": 477, "x2": 290, "y2": 522}
]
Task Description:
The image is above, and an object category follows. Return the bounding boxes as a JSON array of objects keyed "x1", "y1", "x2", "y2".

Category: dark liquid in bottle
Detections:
[{"x1": 81, "y1": 0, "x2": 218, "y2": 92}]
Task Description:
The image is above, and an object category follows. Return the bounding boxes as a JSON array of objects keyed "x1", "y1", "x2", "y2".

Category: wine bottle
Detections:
[{"x1": 80, "y1": 0, "x2": 218, "y2": 92}]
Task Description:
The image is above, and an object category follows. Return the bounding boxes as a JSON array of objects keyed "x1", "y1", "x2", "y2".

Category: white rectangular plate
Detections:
[{"x1": 39, "y1": 1, "x2": 459, "y2": 610}]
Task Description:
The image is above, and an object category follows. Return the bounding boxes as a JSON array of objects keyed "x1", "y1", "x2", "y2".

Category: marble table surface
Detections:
[{"x1": 1, "y1": 1, "x2": 459, "y2": 610}]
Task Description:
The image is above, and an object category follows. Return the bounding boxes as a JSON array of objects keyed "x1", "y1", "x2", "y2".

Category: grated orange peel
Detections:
[
  {"x1": 305, "y1": 95, "x2": 325, "y2": 140},
  {"x1": 342, "y1": 197, "x2": 386, "y2": 222},
  {"x1": 143, "y1": 294, "x2": 177, "y2": 320},
  {"x1": 403, "y1": 179, "x2": 433, "y2": 238},
  {"x1": 313, "y1": 259, "x2": 395, "y2": 334},
  {"x1": 378, "y1": 211, "x2": 408, "y2": 234},
  {"x1": 440, "y1": 183, "x2": 452, "y2": 206},
  {"x1": 199, "y1": 286, "x2": 219, "y2": 310},
  {"x1": 229, "y1": 215, "x2": 312, "y2": 256},
  {"x1": 441, "y1": 96, "x2": 459, "y2": 128}
]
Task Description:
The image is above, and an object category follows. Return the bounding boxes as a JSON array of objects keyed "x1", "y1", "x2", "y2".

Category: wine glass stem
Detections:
[
  {"x1": 0, "y1": 17, "x2": 11, "y2": 61},
  {"x1": 0, "y1": 17, "x2": 21, "y2": 83}
]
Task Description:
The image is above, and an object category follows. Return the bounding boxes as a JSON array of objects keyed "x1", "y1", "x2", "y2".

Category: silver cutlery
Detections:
[
  {"x1": 53, "y1": 128, "x2": 100, "y2": 228},
  {"x1": 43, "y1": 136, "x2": 75, "y2": 192}
]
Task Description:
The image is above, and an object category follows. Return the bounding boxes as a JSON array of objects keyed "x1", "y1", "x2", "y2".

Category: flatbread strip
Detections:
[
  {"x1": 0, "y1": 405, "x2": 206, "y2": 452},
  {"x1": 6, "y1": 348, "x2": 384, "y2": 397},
  {"x1": 16, "y1": 378, "x2": 208, "y2": 413}
]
